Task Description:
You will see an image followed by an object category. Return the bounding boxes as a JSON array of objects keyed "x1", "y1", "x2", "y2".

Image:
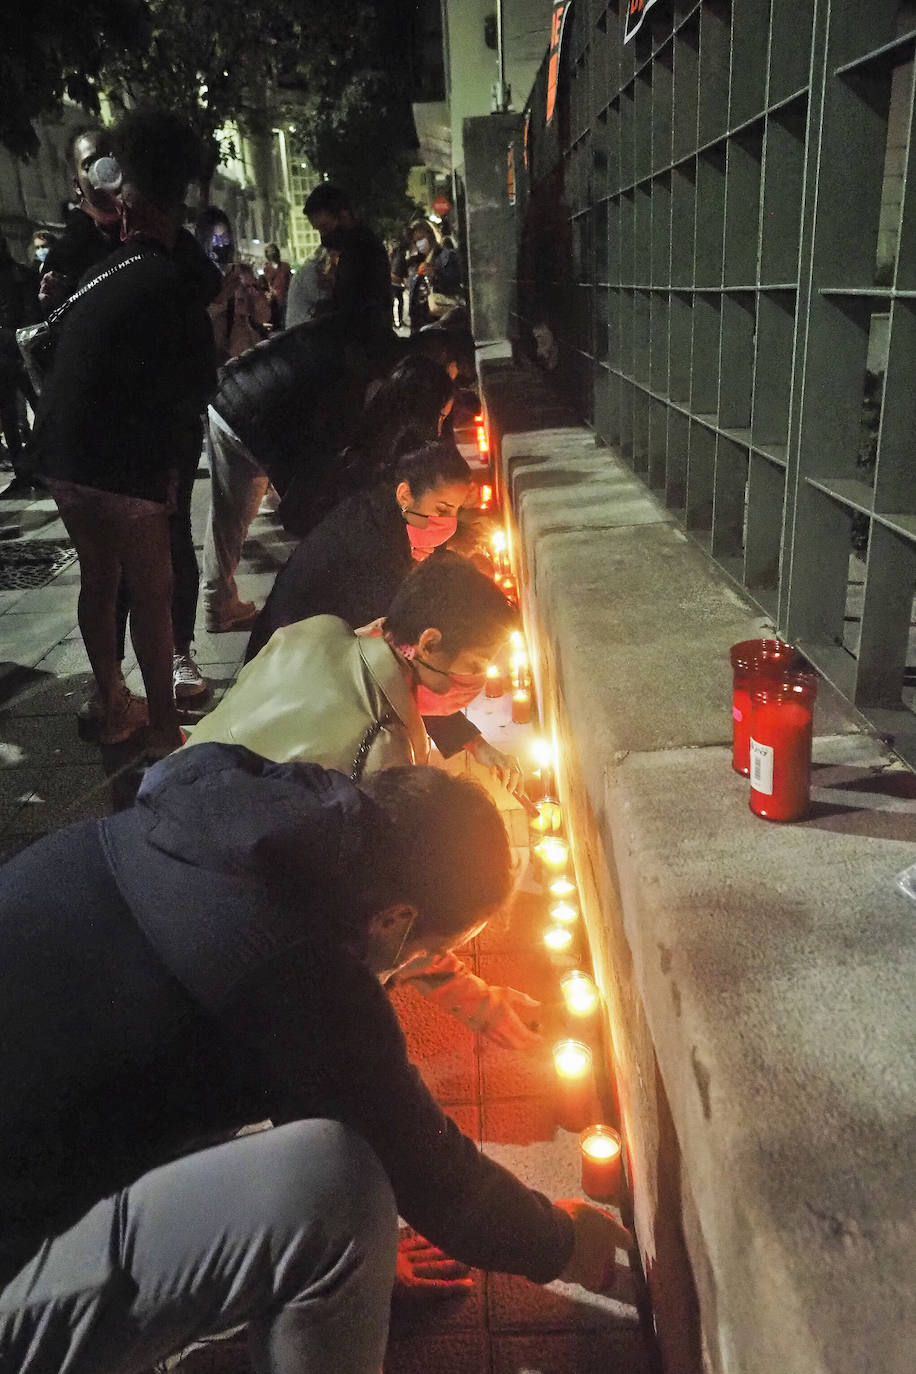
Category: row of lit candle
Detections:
[{"x1": 482, "y1": 587, "x2": 625, "y2": 1201}]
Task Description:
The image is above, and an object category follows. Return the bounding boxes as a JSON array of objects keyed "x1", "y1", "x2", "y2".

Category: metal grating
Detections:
[{"x1": 512, "y1": 0, "x2": 916, "y2": 765}]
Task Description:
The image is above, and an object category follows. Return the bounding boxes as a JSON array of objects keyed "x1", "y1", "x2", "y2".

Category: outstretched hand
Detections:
[
  {"x1": 467, "y1": 737, "x2": 524, "y2": 795},
  {"x1": 393, "y1": 1230, "x2": 474, "y2": 1308},
  {"x1": 554, "y1": 1199, "x2": 634, "y2": 1292},
  {"x1": 481, "y1": 986, "x2": 542, "y2": 1049}
]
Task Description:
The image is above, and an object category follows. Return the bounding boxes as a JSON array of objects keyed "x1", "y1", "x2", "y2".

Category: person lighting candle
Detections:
[{"x1": 0, "y1": 743, "x2": 633, "y2": 1373}]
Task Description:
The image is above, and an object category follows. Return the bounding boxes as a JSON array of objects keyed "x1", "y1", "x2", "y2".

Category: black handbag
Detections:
[{"x1": 16, "y1": 253, "x2": 145, "y2": 394}]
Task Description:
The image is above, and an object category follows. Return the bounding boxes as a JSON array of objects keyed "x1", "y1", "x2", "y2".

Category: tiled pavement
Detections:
[{"x1": 0, "y1": 469, "x2": 657, "y2": 1372}]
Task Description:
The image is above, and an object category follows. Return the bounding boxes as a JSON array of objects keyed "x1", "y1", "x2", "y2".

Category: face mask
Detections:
[
  {"x1": 415, "y1": 237, "x2": 430, "y2": 253},
  {"x1": 403, "y1": 509, "x2": 458, "y2": 561},
  {"x1": 35, "y1": 247, "x2": 49, "y2": 263},
  {"x1": 402, "y1": 651, "x2": 487, "y2": 715},
  {"x1": 211, "y1": 236, "x2": 233, "y2": 266}
]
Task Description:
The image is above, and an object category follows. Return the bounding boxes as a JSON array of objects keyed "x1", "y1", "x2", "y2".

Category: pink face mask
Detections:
[
  {"x1": 404, "y1": 510, "x2": 458, "y2": 562},
  {"x1": 397, "y1": 645, "x2": 487, "y2": 715}
]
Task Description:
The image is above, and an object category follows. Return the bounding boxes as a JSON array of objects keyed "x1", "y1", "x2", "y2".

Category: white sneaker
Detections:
[{"x1": 173, "y1": 650, "x2": 208, "y2": 701}]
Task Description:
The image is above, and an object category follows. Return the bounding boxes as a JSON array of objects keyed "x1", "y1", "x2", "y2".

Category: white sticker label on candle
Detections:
[{"x1": 750, "y1": 739, "x2": 774, "y2": 795}]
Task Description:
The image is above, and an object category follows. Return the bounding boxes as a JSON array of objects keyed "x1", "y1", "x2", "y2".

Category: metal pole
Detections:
[{"x1": 496, "y1": 0, "x2": 507, "y2": 110}]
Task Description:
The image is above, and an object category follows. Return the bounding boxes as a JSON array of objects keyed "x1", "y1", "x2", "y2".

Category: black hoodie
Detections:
[{"x1": 0, "y1": 744, "x2": 572, "y2": 1288}]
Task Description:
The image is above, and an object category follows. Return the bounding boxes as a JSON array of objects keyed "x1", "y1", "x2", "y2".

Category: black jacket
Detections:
[
  {"x1": 245, "y1": 485, "x2": 479, "y2": 756},
  {"x1": 33, "y1": 238, "x2": 218, "y2": 501},
  {"x1": 0, "y1": 744, "x2": 573, "y2": 1287},
  {"x1": 213, "y1": 313, "x2": 373, "y2": 495},
  {"x1": 39, "y1": 207, "x2": 122, "y2": 315},
  {"x1": 325, "y1": 221, "x2": 393, "y2": 351}
]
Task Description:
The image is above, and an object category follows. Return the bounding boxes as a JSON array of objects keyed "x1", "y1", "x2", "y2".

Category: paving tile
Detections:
[
  {"x1": 482, "y1": 1096, "x2": 559, "y2": 1148},
  {"x1": 491, "y1": 1330, "x2": 652, "y2": 1373},
  {"x1": 487, "y1": 1271, "x2": 641, "y2": 1335},
  {"x1": 479, "y1": 888, "x2": 555, "y2": 957},
  {"x1": 388, "y1": 982, "x2": 479, "y2": 1106},
  {"x1": 479, "y1": 1034, "x2": 557, "y2": 1104},
  {"x1": 390, "y1": 1263, "x2": 487, "y2": 1336},
  {"x1": 384, "y1": 1331, "x2": 490, "y2": 1374},
  {"x1": 481, "y1": 1138, "x2": 583, "y2": 1202},
  {"x1": 0, "y1": 711, "x2": 100, "y2": 768},
  {"x1": 0, "y1": 762, "x2": 111, "y2": 835},
  {"x1": 0, "y1": 610, "x2": 76, "y2": 673}
]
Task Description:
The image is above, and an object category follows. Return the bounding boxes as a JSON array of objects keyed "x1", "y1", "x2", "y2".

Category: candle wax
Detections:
[
  {"x1": 485, "y1": 667, "x2": 504, "y2": 698},
  {"x1": 511, "y1": 690, "x2": 532, "y2": 725},
  {"x1": 750, "y1": 699, "x2": 812, "y2": 822}
]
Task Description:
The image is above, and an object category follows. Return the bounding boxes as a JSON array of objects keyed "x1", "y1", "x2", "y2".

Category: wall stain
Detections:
[{"x1": 691, "y1": 1046, "x2": 712, "y2": 1120}]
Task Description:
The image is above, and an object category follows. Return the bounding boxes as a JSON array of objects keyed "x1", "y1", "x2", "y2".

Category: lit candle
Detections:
[
  {"x1": 549, "y1": 900, "x2": 578, "y2": 925},
  {"x1": 543, "y1": 924, "x2": 574, "y2": 954},
  {"x1": 501, "y1": 575, "x2": 517, "y2": 600},
  {"x1": 533, "y1": 836, "x2": 568, "y2": 874},
  {"x1": 509, "y1": 650, "x2": 529, "y2": 688},
  {"x1": 511, "y1": 688, "x2": 532, "y2": 724},
  {"x1": 528, "y1": 736, "x2": 556, "y2": 798},
  {"x1": 535, "y1": 798, "x2": 562, "y2": 833},
  {"x1": 510, "y1": 629, "x2": 524, "y2": 649},
  {"x1": 549, "y1": 875, "x2": 576, "y2": 899},
  {"x1": 553, "y1": 1039, "x2": 595, "y2": 1131},
  {"x1": 485, "y1": 664, "x2": 504, "y2": 698},
  {"x1": 561, "y1": 970, "x2": 600, "y2": 1017},
  {"x1": 579, "y1": 1125, "x2": 622, "y2": 1199}
]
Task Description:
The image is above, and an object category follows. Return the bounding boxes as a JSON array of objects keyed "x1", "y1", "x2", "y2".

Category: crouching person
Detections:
[{"x1": 0, "y1": 744, "x2": 630, "y2": 1374}]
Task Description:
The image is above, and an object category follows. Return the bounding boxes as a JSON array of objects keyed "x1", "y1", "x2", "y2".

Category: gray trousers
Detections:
[
  {"x1": 0, "y1": 1121, "x2": 397, "y2": 1374},
  {"x1": 202, "y1": 410, "x2": 269, "y2": 610}
]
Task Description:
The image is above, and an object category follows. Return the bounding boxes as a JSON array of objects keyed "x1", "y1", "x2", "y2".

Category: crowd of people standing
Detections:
[{"x1": 0, "y1": 107, "x2": 630, "y2": 1374}]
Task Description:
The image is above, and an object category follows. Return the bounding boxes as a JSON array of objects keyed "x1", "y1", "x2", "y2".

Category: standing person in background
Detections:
[
  {"x1": 38, "y1": 127, "x2": 122, "y2": 315},
  {"x1": 261, "y1": 241, "x2": 291, "y2": 329},
  {"x1": 0, "y1": 235, "x2": 39, "y2": 496},
  {"x1": 32, "y1": 108, "x2": 218, "y2": 756},
  {"x1": 408, "y1": 218, "x2": 463, "y2": 334},
  {"x1": 195, "y1": 210, "x2": 270, "y2": 364},
  {"x1": 304, "y1": 183, "x2": 392, "y2": 352},
  {"x1": 389, "y1": 237, "x2": 407, "y2": 328},
  {"x1": 284, "y1": 245, "x2": 336, "y2": 327}
]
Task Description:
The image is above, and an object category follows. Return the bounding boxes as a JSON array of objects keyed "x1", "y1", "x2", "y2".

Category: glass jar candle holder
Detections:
[
  {"x1": 561, "y1": 970, "x2": 600, "y2": 1018},
  {"x1": 485, "y1": 664, "x2": 504, "y2": 698},
  {"x1": 579, "y1": 1124, "x2": 622, "y2": 1200},
  {"x1": 552, "y1": 1039, "x2": 595, "y2": 1131},
  {"x1": 749, "y1": 671, "x2": 818, "y2": 822},
  {"x1": 729, "y1": 638, "x2": 800, "y2": 776},
  {"x1": 511, "y1": 689, "x2": 532, "y2": 724}
]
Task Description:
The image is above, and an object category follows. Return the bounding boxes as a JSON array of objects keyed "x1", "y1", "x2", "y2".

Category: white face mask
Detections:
[
  {"x1": 415, "y1": 237, "x2": 430, "y2": 253},
  {"x1": 35, "y1": 247, "x2": 50, "y2": 263}
]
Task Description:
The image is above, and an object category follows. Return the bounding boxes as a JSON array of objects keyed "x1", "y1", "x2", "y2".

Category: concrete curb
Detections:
[{"x1": 481, "y1": 359, "x2": 916, "y2": 1374}]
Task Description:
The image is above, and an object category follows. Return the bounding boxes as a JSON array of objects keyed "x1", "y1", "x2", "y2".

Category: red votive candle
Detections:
[
  {"x1": 511, "y1": 689, "x2": 532, "y2": 724},
  {"x1": 485, "y1": 664, "x2": 504, "y2": 698},
  {"x1": 580, "y1": 1125, "x2": 622, "y2": 1200},
  {"x1": 729, "y1": 639, "x2": 799, "y2": 776},
  {"x1": 553, "y1": 1039, "x2": 595, "y2": 1131},
  {"x1": 749, "y1": 672, "x2": 817, "y2": 822}
]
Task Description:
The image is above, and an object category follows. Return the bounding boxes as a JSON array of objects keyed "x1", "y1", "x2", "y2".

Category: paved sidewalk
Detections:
[{"x1": 0, "y1": 471, "x2": 656, "y2": 1373}]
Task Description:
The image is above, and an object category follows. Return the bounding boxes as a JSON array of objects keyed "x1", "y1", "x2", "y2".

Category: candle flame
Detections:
[
  {"x1": 581, "y1": 1130, "x2": 620, "y2": 1161},
  {"x1": 543, "y1": 924, "x2": 574, "y2": 952},
  {"x1": 486, "y1": 664, "x2": 501, "y2": 679},
  {"x1": 510, "y1": 629, "x2": 525, "y2": 649},
  {"x1": 491, "y1": 530, "x2": 507, "y2": 553},
  {"x1": 561, "y1": 971, "x2": 599, "y2": 1015},
  {"x1": 553, "y1": 1039, "x2": 592, "y2": 1078},
  {"x1": 535, "y1": 837, "x2": 568, "y2": 870},
  {"x1": 530, "y1": 736, "x2": 554, "y2": 768}
]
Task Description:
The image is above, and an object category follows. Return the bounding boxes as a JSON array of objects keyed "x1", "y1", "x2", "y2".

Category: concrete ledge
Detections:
[{"x1": 481, "y1": 363, "x2": 916, "y2": 1374}]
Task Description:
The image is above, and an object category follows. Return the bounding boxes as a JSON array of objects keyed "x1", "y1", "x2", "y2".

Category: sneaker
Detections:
[
  {"x1": 99, "y1": 688, "x2": 148, "y2": 745},
  {"x1": 173, "y1": 650, "x2": 208, "y2": 701},
  {"x1": 204, "y1": 597, "x2": 257, "y2": 633}
]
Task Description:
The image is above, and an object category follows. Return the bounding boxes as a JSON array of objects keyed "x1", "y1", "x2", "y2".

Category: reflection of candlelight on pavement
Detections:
[
  {"x1": 550, "y1": 900, "x2": 578, "y2": 925},
  {"x1": 549, "y1": 875, "x2": 576, "y2": 899},
  {"x1": 561, "y1": 970, "x2": 599, "y2": 1017},
  {"x1": 534, "y1": 836, "x2": 568, "y2": 874},
  {"x1": 579, "y1": 1125, "x2": 622, "y2": 1199}
]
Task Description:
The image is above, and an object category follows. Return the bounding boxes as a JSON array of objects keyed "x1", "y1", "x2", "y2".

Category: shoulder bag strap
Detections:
[{"x1": 46, "y1": 252, "x2": 148, "y2": 328}]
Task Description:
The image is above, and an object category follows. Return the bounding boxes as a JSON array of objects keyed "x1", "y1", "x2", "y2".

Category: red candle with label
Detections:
[
  {"x1": 749, "y1": 673, "x2": 817, "y2": 821},
  {"x1": 580, "y1": 1125, "x2": 622, "y2": 1200},
  {"x1": 729, "y1": 639, "x2": 799, "y2": 775}
]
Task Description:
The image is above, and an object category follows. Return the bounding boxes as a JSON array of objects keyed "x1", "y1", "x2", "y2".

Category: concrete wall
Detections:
[
  {"x1": 480, "y1": 358, "x2": 916, "y2": 1374},
  {"x1": 463, "y1": 113, "x2": 523, "y2": 343}
]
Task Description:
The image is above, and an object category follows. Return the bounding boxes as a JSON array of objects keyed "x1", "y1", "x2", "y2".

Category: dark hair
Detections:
[
  {"x1": 194, "y1": 205, "x2": 234, "y2": 249},
  {"x1": 110, "y1": 108, "x2": 202, "y2": 210},
  {"x1": 408, "y1": 326, "x2": 476, "y2": 383},
  {"x1": 353, "y1": 355, "x2": 454, "y2": 472},
  {"x1": 304, "y1": 183, "x2": 352, "y2": 217},
  {"x1": 265, "y1": 242, "x2": 280, "y2": 260},
  {"x1": 359, "y1": 767, "x2": 513, "y2": 939},
  {"x1": 394, "y1": 441, "x2": 472, "y2": 501},
  {"x1": 384, "y1": 550, "x2": 515, "y2": 657}
]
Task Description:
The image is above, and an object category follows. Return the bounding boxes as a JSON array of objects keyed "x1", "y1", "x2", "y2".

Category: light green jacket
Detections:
[{"x1": 186, "y1": 615, "x2": 428, "y2": 780}]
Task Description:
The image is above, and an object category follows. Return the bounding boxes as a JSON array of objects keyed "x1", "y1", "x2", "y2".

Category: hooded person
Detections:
[
  {"x1": 189, "y1": 552, "x2": 538, "y2": 1050},
  {"x1": 0, "y1": 742, "x2": 631, "y2": 1373}
]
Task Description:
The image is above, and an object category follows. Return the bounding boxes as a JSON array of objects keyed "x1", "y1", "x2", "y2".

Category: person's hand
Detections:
[
  {"x1": 467, "y1": 737, "x2": 523, "y2": 795},
  {"x1": 554, "y1": 1199, "x2": 634, "y2": 1292},
  {"x1": 480, "y1": 986, "x2": 542, "y2": 1049},
  {"x1": 393, "y1": 1230, "x2": 474, "y2": 1307}
]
